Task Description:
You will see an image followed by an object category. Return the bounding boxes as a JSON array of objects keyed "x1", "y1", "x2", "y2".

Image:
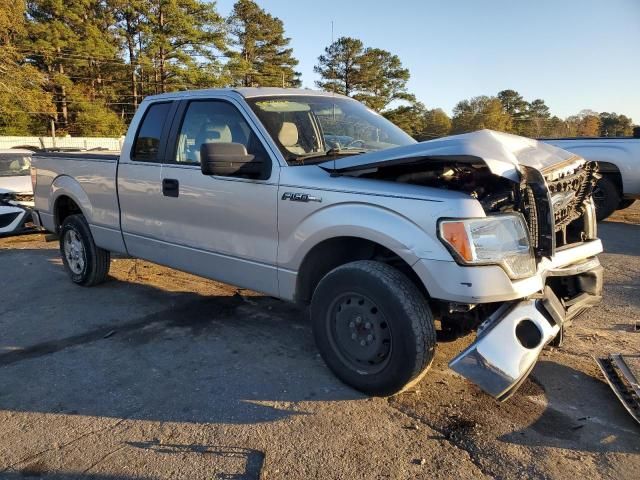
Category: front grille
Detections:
[
  {"x1": 519, "y1": 159, "x2": 598, "y2": 258},
  {"x1": 546, "y1": 161, "x2": 598, "y2": 231}
]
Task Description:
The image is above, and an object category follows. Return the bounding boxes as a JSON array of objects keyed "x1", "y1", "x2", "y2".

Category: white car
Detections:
[{"x1": 0, "y1": 149, "x2": 35, "y2": 236}]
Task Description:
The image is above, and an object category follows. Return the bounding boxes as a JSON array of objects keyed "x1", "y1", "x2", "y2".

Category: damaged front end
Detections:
[
  {"x1": 0, "y1": 192, "x2": 36, "y2": 237},
  {"x1": 320, "y1": 129, "x2": 604, "y2": 399}
]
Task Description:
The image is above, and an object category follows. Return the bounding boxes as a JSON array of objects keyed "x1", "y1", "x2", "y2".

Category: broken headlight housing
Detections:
[{"x1": 438, "y1": 214, "x2": 536, "y2": 279}]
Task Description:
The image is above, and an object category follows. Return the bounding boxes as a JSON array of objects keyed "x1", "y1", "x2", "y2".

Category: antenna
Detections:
[{"x1": 330, "y1": 20, "x2": 339, "y2": 176}]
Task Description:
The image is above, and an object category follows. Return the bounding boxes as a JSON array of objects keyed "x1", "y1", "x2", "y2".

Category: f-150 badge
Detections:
[{"x1": 281, "y1": 192, "x2": 322, "y2": 203}]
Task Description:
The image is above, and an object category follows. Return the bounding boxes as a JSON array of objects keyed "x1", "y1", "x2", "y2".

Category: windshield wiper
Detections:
[{"x1": 289, "y1": 148, "x2": 369, "y2": 164}]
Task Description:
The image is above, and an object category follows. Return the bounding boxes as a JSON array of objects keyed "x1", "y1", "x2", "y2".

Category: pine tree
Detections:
[
  {"x1": 451, "y1": 96, "x2": 512, "y2": 134},
  {"x1": 25, "y1": 0, "x2": 123, "y2": 133},
  {"x1": 146, "y1": 0, "x2": 227, "y2": 93},
  {"x1": 227, "y1": 0, "x2": 300, "y2": 87},
  {"x1": 314, "y1": 37, "x2": 364, "y2": 96},
  {"x1": 354, "y1": 48, "x2": 414, "y2": 112},
  {"x1": 315, "y1": 37, "x2": 414, "y2": 112},
  {"x1": 0, "y1": 0, "x2": 54, "y2": 134}
]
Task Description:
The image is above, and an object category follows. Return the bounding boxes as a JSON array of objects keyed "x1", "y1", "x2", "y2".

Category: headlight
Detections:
[{"x1": 438, "y1": 214, "x2": 536, "y2": 279}]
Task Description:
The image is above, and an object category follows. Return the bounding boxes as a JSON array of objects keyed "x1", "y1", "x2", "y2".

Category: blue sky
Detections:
[{"x1": 216, "y1": 0, "x2": 640, "y2": 122}]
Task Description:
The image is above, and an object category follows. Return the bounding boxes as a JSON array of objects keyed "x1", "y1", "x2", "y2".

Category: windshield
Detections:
[
  {"x1": 0, "y1": 154, "x2": 31, "y2": 177},
  {"x1": 246, "y1": 95, "x2": 416, "y2": 165}
]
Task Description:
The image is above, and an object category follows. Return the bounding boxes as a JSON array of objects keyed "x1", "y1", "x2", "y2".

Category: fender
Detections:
[
  {"x1": 279, "y1": 201, "x2": 453, "y2": 273},
  {"x1": 50, "y1": 175, "x2": 93, "y2": 226}
]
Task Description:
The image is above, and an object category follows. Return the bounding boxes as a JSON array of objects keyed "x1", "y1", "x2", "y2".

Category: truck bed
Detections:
[{"x1": 31, "y1": 150, "x2": 122, "y2": 246}]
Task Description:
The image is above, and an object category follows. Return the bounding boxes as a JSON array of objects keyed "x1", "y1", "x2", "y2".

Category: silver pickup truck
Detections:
[
  {"x1": 544, "y1": 134, "x2": 640, "y2": 220},
  {"x1": 31, "y1": 88, "x2": 604, "y2": 400}
]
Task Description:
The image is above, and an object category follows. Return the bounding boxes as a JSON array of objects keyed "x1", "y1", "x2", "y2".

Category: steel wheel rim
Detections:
[
  {"x1": 326, "y1": 292, "x2": 392, "y2": 375},
  {"x1": 64, "y1": 229, "x2": 86, "y2": 275}
]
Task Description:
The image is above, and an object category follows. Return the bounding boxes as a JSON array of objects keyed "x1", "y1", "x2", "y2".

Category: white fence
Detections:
[{"x1": 0, "y1": 136, "x2": 124, "y2": 151}]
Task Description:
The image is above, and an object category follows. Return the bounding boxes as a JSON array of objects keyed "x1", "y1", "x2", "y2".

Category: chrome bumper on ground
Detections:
[{"x1": 449, "y1": 257, "x2": 604, "y2": 400}]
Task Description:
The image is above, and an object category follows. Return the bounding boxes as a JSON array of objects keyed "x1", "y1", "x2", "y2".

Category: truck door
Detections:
[
  {"x1": 157, "y1": 97, "x2": 281, "y2": 296},
  {"x1": 118, "y1": 100, "x2": 178, "y2": 258}
]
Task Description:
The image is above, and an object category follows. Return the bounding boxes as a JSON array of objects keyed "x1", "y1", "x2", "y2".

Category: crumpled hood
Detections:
[
  {"x1": 0, "y1": 175, "x2": 32, "y2": 195},
  {"x1": 320, "y1": 129, "x2": 579, "y2": 182}
]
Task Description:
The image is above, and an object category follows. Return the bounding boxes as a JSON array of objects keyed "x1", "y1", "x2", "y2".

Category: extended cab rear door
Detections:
[
  {"x1": 155, "y1": 95, "x2": 281, "y2": 296},
  {"x1": 118, "y1": 100, "x2": 179, "y2": 257}
]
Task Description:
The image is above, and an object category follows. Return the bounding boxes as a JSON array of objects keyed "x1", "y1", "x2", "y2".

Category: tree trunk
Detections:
[
  {"x1": 138, "y1": 33, "x2": 145, "y2": 97},
  {"x1": 127, "y1": 41, "x2": 138, "y2": 109},
  {"x1": 126, "y1": 17, "x2": 138, "y2": 109},
  {"x1": 56, "y1": 48, "x2": 69, "y2": 129},
  {"x1": 159, "y1": 6, "x2": 166, "y2": 93}
]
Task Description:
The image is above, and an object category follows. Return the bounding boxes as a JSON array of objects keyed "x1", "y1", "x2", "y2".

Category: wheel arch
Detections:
[
  {"x1": 294, "y1": 236, "x2": 428, "y2": 304},
  {"x1": 50, "y1": 175, "x2": 93, "y2": 232},
  {"x1": 596, "y1": 162, "x2": 623, "y2": 194}
]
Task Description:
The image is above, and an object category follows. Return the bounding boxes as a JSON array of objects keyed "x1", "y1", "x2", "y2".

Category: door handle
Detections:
[{"x1": 162, "y1": 178, "x2": 179, "y2": 197}]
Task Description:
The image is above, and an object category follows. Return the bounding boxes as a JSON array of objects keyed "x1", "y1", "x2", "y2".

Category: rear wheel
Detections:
[
  {"x1": 592, "y1": 175, "x2": 620, "y2": 221},
  {"x1": 59, "y1": 214, "x2": 110, "y2": 286},
  {"x1": 311, "y1": 260, "x2": 436, "y2": 396}
]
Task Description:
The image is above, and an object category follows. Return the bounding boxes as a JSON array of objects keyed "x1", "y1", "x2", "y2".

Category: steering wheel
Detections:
[{"x1": 345, "y1": 139, "x2": 366, "y2": 149}]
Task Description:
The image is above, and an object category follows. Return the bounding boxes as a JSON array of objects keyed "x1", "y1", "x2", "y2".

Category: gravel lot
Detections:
[{"x1": 0, "y1": 205, "x2": 639, "y2": 479}]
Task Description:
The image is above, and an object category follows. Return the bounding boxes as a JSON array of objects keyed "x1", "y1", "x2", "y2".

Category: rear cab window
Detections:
[{"x1": 131, "y1": 102, "x2": 173, "y2": 162}]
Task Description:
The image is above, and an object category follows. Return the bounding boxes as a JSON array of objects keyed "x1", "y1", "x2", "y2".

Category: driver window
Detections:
[{"x1": 173, "y1": 101, "x2": 270, "y2": 176}]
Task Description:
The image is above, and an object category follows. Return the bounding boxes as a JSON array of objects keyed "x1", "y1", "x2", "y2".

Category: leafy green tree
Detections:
[
  {"x1": 383, "y1": 101, "x2": 427, "y2": 139},
  {"x1": 71, "y1": 96, "x2": 126, "y2": 136},
  {"x1": 26, "y1": 0, "x2": 122, "y2": 131},
  {"x1": 451, "y1": 96, "x2": 512, "y2": 134},
  {"x1": 566, "y1": 110, "x2": 601, "y2": 137},
  {"x1": 146, "y1": 0, "x2": 227, "y2": 93},
  {"x1": 497, "y1": 89, "x2": 528, "y2": 117},
  {"x1": 111, "y1": 0, "x2": 150, "y2": 110},
  {"x1": 519, "y1": 98, "x2": 551, "y2": 137},
  {"x1": 227, "y1": 0, "x2": 300, "y2": 87},
  {"x1": 541, "y1": 115, "x2": 571, "y2": 138},
  {"x1": 599, "y1": 112, "x2": 633, "y2": 137},
  {"x1": 314, "y1": 36, "x2": 364, "y2": 96},
  {"x1": 422, "y1": 108, "x2": 452, "y2": 139},
  {"x1": 354, "y1": 48, "x2": 414, "y2": 111},
  {"x1": 315, "y1": 37, "x2": 414, "y2": 112},
  {"x1": 0, "y1": 0, "x2": 54, "y2": 134},
  {"x1": 384, "y1": 103, "x2": 451, "y2": 141}
]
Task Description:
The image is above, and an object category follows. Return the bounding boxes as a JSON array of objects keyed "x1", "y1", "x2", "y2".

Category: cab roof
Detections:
[{"x1": 143, "y1": 87, "x2": 351, "y2": 102}]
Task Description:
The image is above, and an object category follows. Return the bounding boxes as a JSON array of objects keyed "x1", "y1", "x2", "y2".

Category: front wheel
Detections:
[
  {"x1": 311, "y1": 260, "x2": 436, "y2": 396},
  {"x1": 59, "y1": 214, "x2": 111, "y2": 286}
]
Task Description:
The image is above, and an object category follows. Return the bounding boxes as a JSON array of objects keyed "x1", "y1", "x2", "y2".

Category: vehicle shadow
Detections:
[
  {"x1": 126, "y1": 441, "x2": 264, "y2": 480},
  {"x1": 1, "y1": 473, "x2": 156, "y2": 480},
  {"x1": 0, "y1": 249, "x2": 363, "y2": 427},
  {"x1": 599, "y1": 220, "x2": 640, "y2": 256},
  {"x1": 499, "y1": 360, "x2": 639, "y2": 453}
]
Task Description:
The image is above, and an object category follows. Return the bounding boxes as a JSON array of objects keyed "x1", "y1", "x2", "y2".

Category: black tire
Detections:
[
  {"x1": 618, "y1": 199, "x2": 636, "y2": 210},
  {"x1": 592, "y1": 175, "x2": 620, "y2": 221},
  {"x1": 59, "y1": 214, "x2": 110, "y2": 286},
  {"x1": 593, "y1": 175, "x2": 620, "y2": 222},
  {"x1": 311, "y1": 260, "x2": 436, "y2": 396}
]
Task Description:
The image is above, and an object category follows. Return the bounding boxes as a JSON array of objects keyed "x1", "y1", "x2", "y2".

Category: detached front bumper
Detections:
[{"x1": 449, "y1": 256, "x2": 603, "y2": 400}]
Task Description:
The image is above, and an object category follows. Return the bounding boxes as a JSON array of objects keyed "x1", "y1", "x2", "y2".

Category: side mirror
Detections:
[{"x1": 200, "y1": 142, "x2": 264, "y2": 177}]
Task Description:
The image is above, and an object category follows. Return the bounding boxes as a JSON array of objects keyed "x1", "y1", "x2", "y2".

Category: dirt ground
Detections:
[{"x1": 0, "y1": 205, "x2": 638, "y2": 479}]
